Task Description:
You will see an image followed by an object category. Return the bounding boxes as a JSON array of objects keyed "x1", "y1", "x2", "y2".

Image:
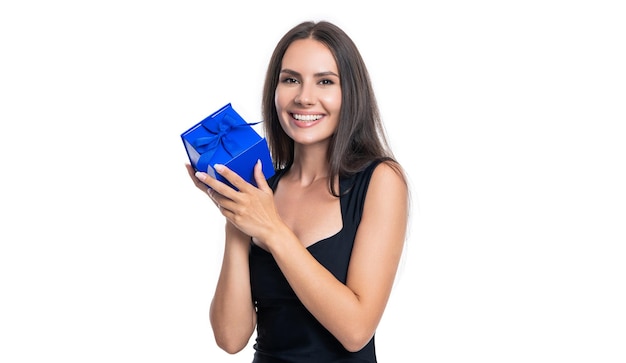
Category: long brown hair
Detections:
[{"x1": 262, "y1": 21, "x2": 399, "y2": 196}]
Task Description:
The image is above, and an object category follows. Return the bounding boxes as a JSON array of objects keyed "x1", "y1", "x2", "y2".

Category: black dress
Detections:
[{"x1": 249, "y1": 160, "x2": 383, "y2": 363}]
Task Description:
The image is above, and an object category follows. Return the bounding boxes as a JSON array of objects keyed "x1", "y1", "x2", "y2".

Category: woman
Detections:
[{"x1": 187, "y1": 20, "x2": 409, "y2": 362}]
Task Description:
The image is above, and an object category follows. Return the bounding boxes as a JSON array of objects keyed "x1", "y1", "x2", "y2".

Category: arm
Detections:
[
  {"x1": 209, "y1": 221, "x2": 256, "y2": 354},
  {"x1": 267, "y1": 162, "x2": 408, "y2": 351},
  {"x1": 185, "y1": 164, "x2": 256, "y2": 353},
  {"x1": 202, "y1": 161, "x2": 409, "y2": 352}
]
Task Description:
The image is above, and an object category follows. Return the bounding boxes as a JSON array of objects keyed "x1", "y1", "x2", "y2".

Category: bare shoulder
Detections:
[
  {"x1": 346, "y1": 159, "x2": 408, "y2": 301},
  {"x1": 363, "y1": 159, "x2": 409, "y2": 224},
  {"x1": 369, "y1": 160, "x2": 408, "y2": 196}
]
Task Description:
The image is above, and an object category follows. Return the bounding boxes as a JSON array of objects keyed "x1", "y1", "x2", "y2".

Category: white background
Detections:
[{"x1": 1, "y1": 1, "x2": 624, "y2": 362}]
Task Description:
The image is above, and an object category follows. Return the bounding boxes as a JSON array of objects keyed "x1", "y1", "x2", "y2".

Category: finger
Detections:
[
  {"x1": 186, "y1": 164, "x2": 199, "y2": 183},
  {"x1": 207, "y1": 188, "x2": 227, "y2": 210},
  {"x1": 195, "y1": 169, "x2": 220, "y2": 192},
  {"x1": 213, "y1": 164, "x2": 250, "y2": 192},
  {"x1": 185, "y1": 163, "x2": 195, "y2": 178},
  {"x1": 193, "y1": 168, "x2": 208, "y2": 181},
  {"x1": 253, "y1": 159, "x2": 272, "y2": 193},
  {"x1": 211, "y1": 192, "x2": 235, "y2": 217},
  {"x1": 198, "y1": 171, "x2": 240, "y2": 211},
  {"x1": 186, "y1": 164, "x2": 211, "y2": 191}
]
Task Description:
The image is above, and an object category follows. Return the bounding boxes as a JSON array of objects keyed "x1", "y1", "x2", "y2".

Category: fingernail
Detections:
[
  {"x1": 195, "y1": 171, "x2": 204, "y2": 180},
  {"x1": 214, "y1": 164, "x2": 225, "y2": 173}
]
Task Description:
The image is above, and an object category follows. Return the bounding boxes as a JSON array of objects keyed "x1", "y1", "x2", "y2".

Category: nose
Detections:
[{"x1": 294, "y1": 83, "x2": 315, "y2": 106}]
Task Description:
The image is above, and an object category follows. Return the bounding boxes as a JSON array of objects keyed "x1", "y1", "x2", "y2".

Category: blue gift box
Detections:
[{"x1": 181, "y1": 103, "x2": 275, "y2": 188}]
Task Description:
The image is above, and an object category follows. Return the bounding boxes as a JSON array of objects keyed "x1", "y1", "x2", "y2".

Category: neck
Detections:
[{"x1": 290, "y1": 145, "x2": 330, "y2": 186}]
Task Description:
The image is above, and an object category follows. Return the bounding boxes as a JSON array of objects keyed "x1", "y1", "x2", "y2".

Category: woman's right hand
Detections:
[
  {"x1": 185, "y1": 163, "x2": 221, "y2": 207},
  {"x1": 185, "y1": 163, "x2": 207, "y2": 191}
]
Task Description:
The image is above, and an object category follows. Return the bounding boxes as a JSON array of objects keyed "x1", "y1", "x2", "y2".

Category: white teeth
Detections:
[{"x1": 293, "y1": 114, "x2": 322, "y2": 122}]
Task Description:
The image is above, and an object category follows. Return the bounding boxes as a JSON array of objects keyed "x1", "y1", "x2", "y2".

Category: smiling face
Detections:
[{"x1": 275, "y1": 38, "x2": 342, "y2": 148}]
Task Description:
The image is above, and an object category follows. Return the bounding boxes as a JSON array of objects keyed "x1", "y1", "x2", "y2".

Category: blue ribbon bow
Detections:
[{"x1": 192, "y1": 113, "x2": 261, "y2": 161}]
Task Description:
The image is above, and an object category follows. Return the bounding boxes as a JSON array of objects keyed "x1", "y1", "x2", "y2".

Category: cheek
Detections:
[
  {"x1": 274, "y1": 86, "x2": 292, "y2": 109},
  {"x1": 274, "y1": 91, "x2": 290, "y2": 128},
  {"x1": 274, "y1": 90, "x2": 281, "y2": 111},
  {"x1": 320, "y1": 92, "x2": 342, "y2": 111}
]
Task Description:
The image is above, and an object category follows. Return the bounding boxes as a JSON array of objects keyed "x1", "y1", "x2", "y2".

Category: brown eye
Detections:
[{"x1": 281, "y1": 77, "x2": 299, "y2": 84}]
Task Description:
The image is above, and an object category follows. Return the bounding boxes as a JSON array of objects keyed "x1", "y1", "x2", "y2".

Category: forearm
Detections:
[
  {"x1": 209, "y1": 225, "x2": 256, "y2": 353},
  {"x1": 267, "y1": 228, "x2": 375, "y2": 351}
]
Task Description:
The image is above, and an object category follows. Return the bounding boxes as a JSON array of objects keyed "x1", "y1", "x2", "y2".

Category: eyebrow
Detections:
[{"x1": 280, "y1": 69, "x2": 339, "y2": 78}]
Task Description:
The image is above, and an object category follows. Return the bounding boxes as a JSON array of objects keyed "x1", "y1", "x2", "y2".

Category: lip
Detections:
[{"x1": 289, "y1": 112, "x2": 325, "y2": 127}]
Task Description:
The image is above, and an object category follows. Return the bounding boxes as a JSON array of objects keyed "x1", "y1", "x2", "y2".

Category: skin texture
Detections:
[{"x1": 186, "y1": 37, "x2": 408, "y2": 354}]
